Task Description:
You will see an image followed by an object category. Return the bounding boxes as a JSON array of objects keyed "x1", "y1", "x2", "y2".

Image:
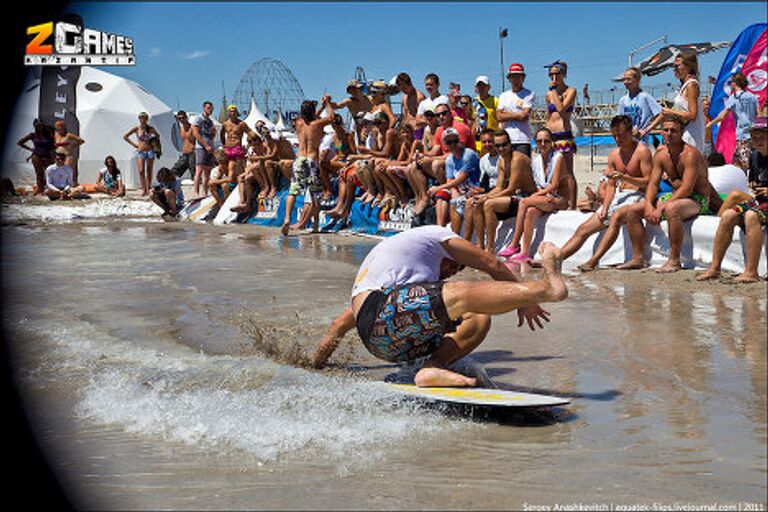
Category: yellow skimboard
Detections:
[{"x1": 387, "y1": 384, "x2": 570, "y2": 408}]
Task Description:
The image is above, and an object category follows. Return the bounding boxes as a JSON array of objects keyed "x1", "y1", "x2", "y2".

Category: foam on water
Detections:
[
  {"x1": 2, "y1": 198, "x2": 162, "y2": 223},
  {"x1": 10, "y1": 316, "x2": 471, "y2": 471}
]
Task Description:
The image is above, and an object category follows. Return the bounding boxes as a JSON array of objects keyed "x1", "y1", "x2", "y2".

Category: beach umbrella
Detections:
[{"x1": 634, "y1": 42, "x2": 732, "y2": 76}]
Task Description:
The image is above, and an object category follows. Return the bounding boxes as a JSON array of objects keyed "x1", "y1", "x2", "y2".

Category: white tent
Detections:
[
  {"x1": 243, "y1": 96, "x2": 276, "y2": 131},
  {"x1": 275, "y1": 111, "x2": 287, "y2": 131},
  {"x1": 3, "y1": 66, "x2": 180, "y2": 189}
]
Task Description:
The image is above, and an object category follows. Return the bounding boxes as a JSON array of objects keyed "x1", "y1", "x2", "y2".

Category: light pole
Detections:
[{"x1": 499, "y1": 27, "x2": 508, "y2": 92}]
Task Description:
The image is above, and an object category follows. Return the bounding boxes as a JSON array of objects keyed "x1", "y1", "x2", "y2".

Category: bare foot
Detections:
[
  {"x1": 577, "y1": 262, "x2": 597, "y2": 272},
  {"x1": 230, "y1": 204, "x2": 247, "y2": 213},
  {"x1": 414, "y1": 367, "x2": 476, "y2": 388},
  {"x1": 537, "y1": 242, "x2": 569, "y2": 302},
  {"x1": 734, "y1": 273, "x2": 760, "y2": 283},
  {"x1": 616, "y1": 259, "x2": 647, "y2": 270},
  {"x1": 413, "y1": 199, "x2": 429, "y2": 216},
  {"x1": 584, "y1": 186, "x2": 596, "y2": 201},
  {"x1": 280, "y1": 223, "x2": 290, "y2": 236},
  {"x1": 326, "y1": 209, "x2": 343, "y2": 219},
  {"x1": 655, "y1": 262, "x2": 680, "y2": 274},
  {"x1": 267, "y1": 190, "x2": 277, "y2": 199},
  {"x1": 696, "y1": 268, "x2": 720, "y2": 281}
]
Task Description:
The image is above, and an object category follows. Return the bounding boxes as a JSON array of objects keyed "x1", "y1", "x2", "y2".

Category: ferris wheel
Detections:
[{"x1": 232, "y1": 58, "x2": 306, "y2": 125}]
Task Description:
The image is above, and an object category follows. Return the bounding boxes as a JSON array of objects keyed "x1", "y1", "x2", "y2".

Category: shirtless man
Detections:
[
  {"x1": 171, "y1": 111, "x2": 196, "y2": 178},
  {"x1": 311, "y1": 225, "x2": 568, "y2": 387},
  {"x1": 396, "y1": 72, "x2": 426, "y2": 133},
  {"x1": 220, "y1": 105, "x2": 259, "y2": 186},
  {"x1": 474, "y1": 130, "x2": 537, "y2": 253},
  {"x1": 53, "y1": 120, "x2": 84, "y2": 185},
  {"x1": 330, "y1": 80, "x2": 373, "y2": 140},
  {"x1": 630, "y1": 114, "x2": 714, "y2": 273},
  {"x1": 231, "y1": 136, "x2": 267, "y2": 213},
  {"x1": 560, "y1": 115, "x2": 652, "y2": 271},
  {"x1": 281, "y1": 96, "x2": 335, "y2": 236}
]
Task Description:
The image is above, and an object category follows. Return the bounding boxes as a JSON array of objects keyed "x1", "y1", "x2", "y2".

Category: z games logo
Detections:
[{"x1": 25, "y1": 19, "x2": 135, "y2": 66}]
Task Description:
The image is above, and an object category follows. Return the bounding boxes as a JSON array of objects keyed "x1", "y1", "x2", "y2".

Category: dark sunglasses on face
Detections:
[
  {"x1": 444, "y1": 139, "x2": 460, "y2": 146},
  {"x1": 481, "y1": 139, "x2": 494, "y2": 144},
  {"x1": 494, "y1": 141, "x2": 510, "y2": 148},
  {"x1": 460, "y1": 101, "x2": 470, "y2": 106},
  {"x1": 437, "y1": 110, "x2": 451, "y2": 117}
]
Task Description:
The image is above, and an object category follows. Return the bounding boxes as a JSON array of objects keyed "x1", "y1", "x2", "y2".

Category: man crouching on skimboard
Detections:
[{"x1": 312, "y1": 225, "x2": 568, "y2": 387}]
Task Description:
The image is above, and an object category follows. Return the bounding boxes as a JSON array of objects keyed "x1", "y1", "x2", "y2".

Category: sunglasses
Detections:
[
  {"x1": 444, "y1": 139, "x2": 460, "y2": 145},
  {"x1": 536, "y1": 139, "x2": 552, "y2": 144},
  {"x1": 481, "y1": 139, "x2": 494, "y2": 144},
  {"x1": 494, "y1": 141, "x2": 510, "y2": 148},
  {"x1": 459, "y1": 101, "x2": 470, "y2": 106},
  {"x1": 437, "y1": 111, "x2": 452, "y2": 117}
]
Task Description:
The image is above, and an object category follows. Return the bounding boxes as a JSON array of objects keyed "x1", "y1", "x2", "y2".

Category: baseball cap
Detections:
[
  {"x1": 507, "y1": 63, "x2": 525, "y2": 75},
  {"x1": 443, "y1": 127, "x2": 459, "y2": 139},
  {"x1": 475, "y1": 75, "x2": 490, "y2": 86},
  {"x1": 546, "y1": 60, "x2": 568, "y2": 73}
]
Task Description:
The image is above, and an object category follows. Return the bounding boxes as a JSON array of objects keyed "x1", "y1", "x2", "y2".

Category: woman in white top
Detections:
[
  {"x1": 645, "y1": 52, "x2": 706, "y2": 151},
  {"x1": 499, "y1": 128, "x2": 569, "y2": 262}
]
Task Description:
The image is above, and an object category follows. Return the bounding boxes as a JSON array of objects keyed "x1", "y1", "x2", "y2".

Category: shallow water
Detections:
[{"x1": 2, "y1": 212, "x2": 766, "y2": 510}]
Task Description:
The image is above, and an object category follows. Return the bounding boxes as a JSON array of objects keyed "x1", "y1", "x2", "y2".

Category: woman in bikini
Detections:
[
  {"x1": 17, "y1": 119, "x2": 54, "y2": 195},
  {"x1": 53, "y1": 120, "x2": 85, "y2": 185},
  {"x1": 123, "y1": 111, "x2": 161, "y2": 196},
  {"x1": 95, "y1": 155, "x2": 125, "y2": 197},
  {"x1": 545, "y1": 60, "x2": 578, "y2": 209}
]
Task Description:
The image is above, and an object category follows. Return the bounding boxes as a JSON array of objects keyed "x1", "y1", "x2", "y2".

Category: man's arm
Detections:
[
  {"x1": 312, "y1": 307, "x2": 356, "y2": 368},
  {"x1": 442, "y1": 237, "x2": 518, "y2": 281}
]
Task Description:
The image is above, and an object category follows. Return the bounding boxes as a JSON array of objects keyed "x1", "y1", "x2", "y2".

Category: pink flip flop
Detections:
[{"x1": 498, "y1": 244, "x2": 521, "y2": 258}]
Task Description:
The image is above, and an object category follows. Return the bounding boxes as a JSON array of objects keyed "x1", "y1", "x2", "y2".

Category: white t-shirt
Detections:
[
  {"x1": 497, "y1": 87, "x2": 535, "y2": 144},
  {"x1": 417, "y1": 95, "x2": 449, "y2": 116},
  {"x1": 351, "y1": 225, "x2": 458, "y2": 298},
  {"x1": 479, "y1": 153, "x2": 500, "y2": 189},
  {"x1": 531, "y1": 152, "x2": 562, "y2": 190}
]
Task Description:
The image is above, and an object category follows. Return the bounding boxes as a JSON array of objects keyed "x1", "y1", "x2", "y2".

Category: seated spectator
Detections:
[
  {"x1": 498, "y1": 128, "x2": 570, "y2": 263},
  {"x1": 558, "y1": 115, "x2": 652, "y2": 271},
  {"x1": 208, "y1": 149, "x2": 237, "y2": 208},
  {"x1": 475, "y1": 130, "x2": 537, "y2": 253},
  {"x1": 426, "y1": 127, "x2": 481, "y2": 231},
  {"x1": 94, "y1": 155, "x2": 126, "y2": 197},
  {"x1": 151, "y1": 167, "x2": 184, "y2": 217},
  {"x1": 698, "y1": 117, "x2": 767, "y2": 282},
  {"x1": 382, "y1": 123, "x2": 418, "y2": 207},
  {"x1": 44, "y1": 152, "x2": 85, "y2": 200},
  {"x1": 232, "y1": 136, "x2": 267, "y2": 213},
  {"x1": 706, "y1": 151, "x2": 751, "y2": 197},
  {"x1": 465, "y1": 129, "x2": 500, "y2": 243}
]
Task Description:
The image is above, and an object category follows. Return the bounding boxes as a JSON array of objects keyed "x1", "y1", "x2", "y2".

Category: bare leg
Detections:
[
  {"x1": 146, "y1": 158, "x2": 155, "y2": 194},
  {"x1": 615, "y1": 202, "x2": 649, "y2": 270},
  {"x1": 137, "y1": 157, "x2": 147, "y2": 196},
  {"x1": 473, "y1": 204, "x2": 486, "y2": 249},
  {"x1": 282, "y1": 194, "x2": 297, "y2": 235},
  {"x1": 520, "y1": 207, "x2": 544, "y2": 257},
  {"x1": 657, "y1": 199, "x2": 700, "y2": 273},
  {"x1": 561, "y1": 213, "x2": 603, "y2": 260},
  {"x1": 735, "y1": 211, "x2": 765, "y2": 283},
  {"x1": 414, "y1": 313, "x2": 490, "y2": 387},
  {"x1": 442, "y1": 242, "x2": 568, "y2": 319},
  {"x1": 697, "y1": 209, "x2": 740, "y2": 280}
]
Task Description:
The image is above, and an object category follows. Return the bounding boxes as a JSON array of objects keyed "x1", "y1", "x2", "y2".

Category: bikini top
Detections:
[{"x1": 548, "y1": 102, "x2": 574, "y2": 113}]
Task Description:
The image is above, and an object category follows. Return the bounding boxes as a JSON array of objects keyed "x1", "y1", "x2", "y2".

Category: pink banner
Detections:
[{"x1": 715, "y1": 30, "x2": 767, "y2": 162}]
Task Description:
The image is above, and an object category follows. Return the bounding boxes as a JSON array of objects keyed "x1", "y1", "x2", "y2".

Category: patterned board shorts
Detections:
[
  {"x1": 356, "y1": 282, "x2": 458, "y2": 363},
  {"x1": 290, "y1": 156, "x2": 324, "y2": 202},
  {"x1": 732, "y1": 197, "x2": 768, "y2": 226}
]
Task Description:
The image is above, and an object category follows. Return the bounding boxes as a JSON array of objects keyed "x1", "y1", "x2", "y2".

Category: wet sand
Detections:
[{"x1": 2, "y1": 210, "x2": 765, "y2": 510}]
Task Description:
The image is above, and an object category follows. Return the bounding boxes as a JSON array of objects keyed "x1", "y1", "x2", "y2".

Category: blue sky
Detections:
[{"x1": 67, "y1": 2, "x2": 766, "y2": 115}]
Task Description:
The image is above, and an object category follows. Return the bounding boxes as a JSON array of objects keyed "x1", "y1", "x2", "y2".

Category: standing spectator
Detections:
[
  {"x1": 171, "y1": 111, "x2": 196, "y2": 178},
  {"x1": 53, "y1": 120, "x2": 85, "y2": 185},
  {"x1": 697, "y1": 117, "x2": 767, "y2": 282},
  {"x1": 706, "y1": 72, "x2": 759, "y2": 170},
  {"x1": 473, "y1": 76, "x2": 499, "y2": 152},
  {"x1": 17, "y1": 119, "x2": 54, "y2": 195},
  {"x1": 415, "y1": 73, "x2": 449, "y2": 134},
  {"x1": 647, "y1": 52, "x2": 706, "y2": 151},
  {"x1": 190, "y1": 101, "x2": 217, "y2": 200},
  {"x1": 395, "y1": 72, "x2": 426, "y2": 135},
  {"x1": 496, "y1": 63, "x2": 535, "y2": 157},
  {"x1": 583, "y1": 83, "x2": 590, "y2": 105},
  {"x1": 94, "y1": 155, "x2": 126, "y2": 197},
  {"x1": 124, "y1": 111, "x2": 161, "y2": 196},
  {"x1": 545, "y1": 60, "x2": 578, "y2": 209},
  {"x1": 620, "y1": 67, "x2": 663, "y2": 146}
]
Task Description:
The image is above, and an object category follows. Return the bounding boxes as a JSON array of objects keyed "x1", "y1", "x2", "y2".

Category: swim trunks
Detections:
[
  {"x1": 495, "y1": 194, "x2": 527, "y2": 220},
  {"x1": 732, "y1": 197, "x2": 768, "y2": 226},
  {"x1": 598, "y1": 189, "x2": 644, "y2": 226},
  {"x1": 290, "y1": 156, "x2": 323, "y2": 202},
  {"x1": 356, "y1": 282, "x2": 458, "y2": 363},
  {"x1": 194, "y1": 148, "x2": 216, "y2": 168},
  {"x1": 657, "y1": 192, "x2": 709, "y2": 219},
  {"x1": 224, "y1": 145, "x2": 246, "y2": 161}
]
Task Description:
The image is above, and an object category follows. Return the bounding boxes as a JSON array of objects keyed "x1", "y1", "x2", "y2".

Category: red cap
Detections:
[{"x1": 507, "y1": 63, "x2": 525, "y2": 75}]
